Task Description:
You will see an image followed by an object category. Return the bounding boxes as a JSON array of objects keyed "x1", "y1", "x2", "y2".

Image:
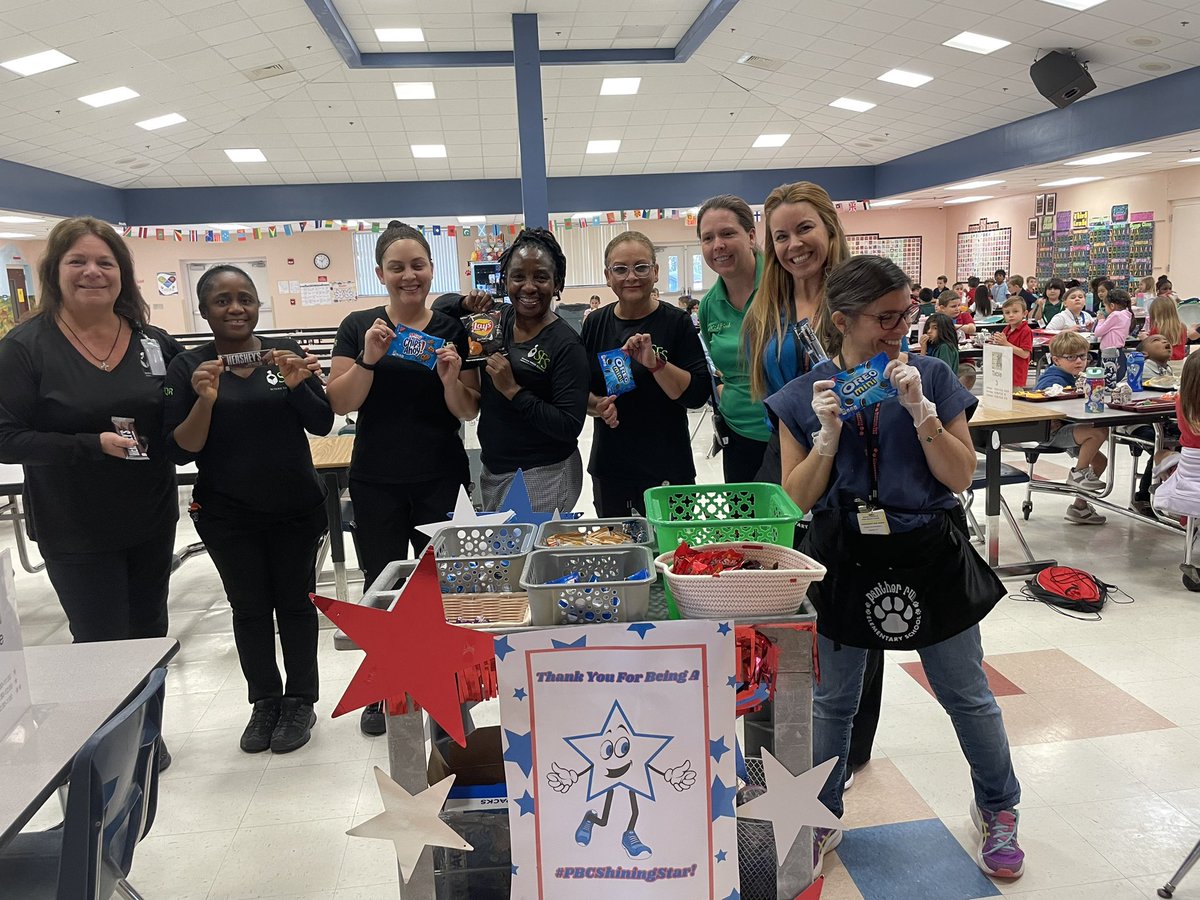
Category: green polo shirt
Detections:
[{"x1": 698, "y1": 255, "x2": 770, "y2": 442}]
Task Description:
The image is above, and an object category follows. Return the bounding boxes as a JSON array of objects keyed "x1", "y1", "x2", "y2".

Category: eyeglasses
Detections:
[
  {"x1": 607, "y1": 263, "x2": 655, "y2": 278},
  {"x1": 1056, "y1": 353, "x2": 1088, "y2": 362},
  {"x1": 860, "y1": 303, "x2": 919, "y2": 330}
]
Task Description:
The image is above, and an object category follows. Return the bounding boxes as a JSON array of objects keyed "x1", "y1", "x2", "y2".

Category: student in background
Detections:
[
  {"x1": 1157, "y1": 280, "x2": 1180, "y2": 304},
  {"x1": 1149, "y1": 296, "x2": 1196, "y2": 360},
  {"x1": 1142, "y1": 333, "x2": 1176, "y2": 380},
  {"x1": 1047, "y1": 286, "x2": 1093, "y2": 332},
  {"x1": 953, "y1": 281, "x2": 967, "y2": 302},
  {"x1": 992, "y1": 296, "x2": 1033, "y2": 387},
  {"x1": 1036, "y1": 332, "x2": 1108, "y2": 524},
  {"x1": 1034, "y1": 278, "x2": 1066, "y2": 326},
  {"x1": 919, "y1": 312, "x2": 960, "y2": 371},
  {"x1": 1094, "y1": 288, "x2": 1133, "y2": 381},
  {"x1": 939, "y1": 289, "x2": 976, "y2": 337},
  {"x1": 970, "y1": 283, "x2": 991, "y2": 319},
  {"x1": 917, "y1": 287, "x2": 936, "y2": 318},
  {"x1": 1008, "y1": 275, "x2": 1037, "y2": 314},
  {"x1": 1137, "y1": 276, "x2": 1156, "y2": 302},
  {"x1": 1132, "y1": 334, "x2": 1182, "y2": 514},
  {"x1": 583, "y1": 294, "x2": 602, "y2": 321},
  {"x1": 1026, "y1": 276, "x2": 1041, "y2": 297},
  {"x1": 933, "y1": 274, "x2": 949, "y2": 296},
  {"x1": 1091, "y1": 278, "x2": 1114, "y2": 316},
  {"x1": 1150, "y1": 352, "x2": 1200, "y2": 520},
  {"x1": 991, "y1": 269, "x2": 1009, "y2": 306}
]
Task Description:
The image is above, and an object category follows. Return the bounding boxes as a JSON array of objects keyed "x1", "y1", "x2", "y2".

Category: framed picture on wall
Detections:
[
  {"x1": 1035, "y1": 194, "x2": 1046, "y2": 216},
  {"x1": 1045, "y1": 193, "x2": 1057, "y2": 215},
  {"x1": 1028, "y1": 218, "x2": 1038, "y2": 239}
]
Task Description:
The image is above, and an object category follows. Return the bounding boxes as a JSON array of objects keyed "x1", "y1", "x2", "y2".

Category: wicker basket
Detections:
[
  {"x1": 653, "y1": 542, "x2": 826, "y2": 619},
  {"x1": 433, "y1": 524, "x2": 536, "y2": 594}
]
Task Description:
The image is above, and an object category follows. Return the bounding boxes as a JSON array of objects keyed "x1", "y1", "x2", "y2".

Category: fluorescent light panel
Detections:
[
  {"x1": 1038, "y1": 0, "x2": 1108, "y2": 9},
  {"x1": 877, "y1": 69, "x2": 932, "y2": 87},
  {"x1": 0, "y1": 216, "x2": 43, "y2": 223},
  {"x1": 600, "y1": 77, "x2": 640, "y2": 95},
  {"x1": 411, "y1": 144, "x2": 447, "y2": 158},
  {"x1": 830, "y1": 97, "x2": 875, "y2": 112},
  {"x1": 225, "y1": 148, "x2": 266, "y2": 163},
  {"x1": 943, "y1": 32, "x2": 1010, "y2": 54},
  {"x1": 457, "y1": 215, "x2": 486, "y2": 224},
  {"x1": 136, "y1": 112, "x2": 186, "y2": 130},
  {"x1": 946, "y1": 179, "x2": 1004, "y2": 190},
  {"x1": 586, "y1": 139, "x2": 620, "y2": 154},
  {"x1": 78, "y1": 86, "x2": 139, "y2": 108},
  {"x1": 944, "y1": 195, "x2": 993, "y2": 204},
  {"x1": 870, "y1": 199, "x2": 911, "y2": 207},
  {"x1": 375, "y1": 27, "x2": 424, "y2": 42},
  {"x1": 1, "y1": 49, "x2": 76, "y2": 76},
  {"x1": 1064, "y1": 151, "x2": 1150, "y2": 166},
  {"x1": 0, "y1": 232, "x2": 35, "y2": 239},
  {"x1": 1039, "y1": 176, "x2": 1104, "y2": 186},
  {"x1": 752, "y1": 133, "x2": 790, "y2": 148},
  {"x1": 394, "y1": 82, "x2": 436, "y2": 100},
  {"x1": 1180, "y1": 157, "x2": 1200, "y2": 164}
]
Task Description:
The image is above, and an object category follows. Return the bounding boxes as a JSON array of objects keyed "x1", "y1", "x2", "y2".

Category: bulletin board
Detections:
[
  {"x1": 846, "y1": 233, "x2": 923, "y2": 284},
  {"x1": 1034, "y1": 207, "x2": 1154, "y2": 288},
  {"x1": 955, "y1": 221, "x2": 1011, "y2": 283}
]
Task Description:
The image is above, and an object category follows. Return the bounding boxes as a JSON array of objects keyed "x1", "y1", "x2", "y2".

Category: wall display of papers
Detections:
[
  {"x1": 1034, "y1": 208, "x2": 1154, "y2": 288},
  {"x1": 846, "y1": 233, "x2": 923, "y2": 284},
  {"x1": 955, "y1": 221, "x2": 1011, "y2": 283}
]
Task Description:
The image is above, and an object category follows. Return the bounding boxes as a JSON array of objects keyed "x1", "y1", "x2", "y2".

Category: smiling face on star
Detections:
[{"x1": 600, "y1": 724, "x2": 633, "y2": 778}]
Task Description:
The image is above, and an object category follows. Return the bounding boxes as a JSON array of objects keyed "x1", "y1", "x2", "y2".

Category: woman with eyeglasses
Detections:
[
  {"x1": 766, "y1": 255, "x2": 1022, "y2": 882},
  {"x1": 581, "y1": 231, "x2": 710, "y2": 517}
]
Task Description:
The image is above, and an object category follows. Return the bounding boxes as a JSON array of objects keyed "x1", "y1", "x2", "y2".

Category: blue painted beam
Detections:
[
  {"x1": 302, "y1": 0, "x2": 359, "y2": 68},
  {"x1": 674, "y1": 0, "x2": 741, "y2": 62},
  {"x1": 513, "y1": 14, "x2": 549, "y2": 228},
  {"x1": 358, "y1": 51, "x2": 514, "y2": 69},
  {"x1": 0, "y1": 158, "x2": 125, "y2": 223}
]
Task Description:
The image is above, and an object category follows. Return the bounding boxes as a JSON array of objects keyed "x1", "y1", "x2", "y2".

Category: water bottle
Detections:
[
  {"x1": 1126, "y1": 351, "x2": 1145, "y2": 391},
  {"x1": 793, "y1": 318, "x2": 829, "y2": 365},
  {"x1": 1083, "y1": 366, "x2": 1107, "y2": 413}
]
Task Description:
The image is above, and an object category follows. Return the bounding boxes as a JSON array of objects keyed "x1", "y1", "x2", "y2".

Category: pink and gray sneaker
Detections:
[{"x1": 970, "y1": 804, "x2": 1025, "y2": 879}]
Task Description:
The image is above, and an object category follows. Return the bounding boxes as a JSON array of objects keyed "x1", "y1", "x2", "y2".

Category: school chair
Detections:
[{"x1": 960, "y1": 456, "x2": 1039, "y2": 566}]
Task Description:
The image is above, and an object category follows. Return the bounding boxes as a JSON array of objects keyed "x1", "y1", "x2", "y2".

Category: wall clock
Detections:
[{"x1": 314, "y1": 253, "x2": 331, "y2": 270}]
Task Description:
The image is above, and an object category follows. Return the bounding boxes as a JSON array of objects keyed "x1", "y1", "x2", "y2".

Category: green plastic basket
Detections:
[{"x1": 642, "y1": 482, "x2": 804, "y2": 618}]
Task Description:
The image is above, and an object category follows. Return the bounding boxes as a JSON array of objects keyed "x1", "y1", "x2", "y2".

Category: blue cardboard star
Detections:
[
  {"x1": 503, "y1": 728, "x2": 533, "y2": 778},
  {"x1": 717, "y1": 621, "x2": 731, "y2": 635},
  {"x1": 490, "y1": 469, "x2": 580, "y2": 525},
  {"x1": 710, "y1": 736, "x2": 730, "y2": 763},
  {"x1": 494, "y1": 635, "x2": 514, "y2": 662},
  {"x1": 735, "y1": 736, "x2": 748, "y2": 783},
  {"x1": 513, "y1": 687, "x2": 527, "y2": 701},
  {"x1": 715, "y1": 849, "x2": 728, "y2": 863},
  {"x1": 515, "y1": 790, "x2": 535, "y2": 816},
  {"x1": 711, "y1": 774, "x2": 737, "y2": 821},
  {"x1": 563, "y1": 700, "x2": 672, "y2": 803},
  {"x1": 726, "y1": 674, "x2": 738, "y2": 689},
  {"x1": 551, "y1": 634, "x2": 588, "y2": 649},
  {"x1": 512, "y1": 864, "x2": 519, "y2": 875},
  {"x1": 723, "y1": 890, "x2": 741, "y2": 900},
  {"x1": 627, "y1": 622, "x2": 656, "y2": 639}
]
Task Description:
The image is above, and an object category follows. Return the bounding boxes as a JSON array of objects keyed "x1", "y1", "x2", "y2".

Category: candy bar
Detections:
[
  {"x1": 111, "y1": 416, "x2": 149, "y2": 461},
  {"x1": 219, "y1": 348, "x2": 273, "y2": 368}
]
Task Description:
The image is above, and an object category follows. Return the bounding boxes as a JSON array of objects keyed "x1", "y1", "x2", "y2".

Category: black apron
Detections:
[{"x1": 798, "y1": 404, "x2": 1004, "y2": 649}]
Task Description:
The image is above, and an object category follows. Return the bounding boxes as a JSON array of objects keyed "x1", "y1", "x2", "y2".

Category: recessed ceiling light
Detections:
[
  {"x1": 946, "y1": 179, "x2": 1005, "y2": 190},
  {"x1": 225, "y1": 148, "x2": 267, "y2": 163},
  {"x1": 1064, "y1": 151, "x2": 1150, "y2": 166},
  {"x1": 870, "y1": 199, "x2": 911, "y2": 207},
  {"x1": 136, "y1": 113, "x2": 186, "y2": 130},
  {"x1": 829, "y1": 97, "x2": 875, "y2": 112},
  {"x1": 752, "y1": 133, "x2": 790, "y2": 148},
  {"x1": 1038, "y1": 0, "x2": 1108, "y2": 9},
  {"x1": 877, "y1": 69, "x2": 933, "y2": 88},
  {"x1": 943, "y1": 32, "x2": 1010, "y2": 55},
  {"x1": 1, "y1": 49, "x2": 76, "y2": 77},
  {"x1": 375, "y1": 27, "x2": 424, "y2": 42},
  {"x1": 944, "y1": 195, "x2": 993, "y2": 204},
  {"x1": 586, "y1": 139, "x2": 621, "y2": 154},
  {"x1": 1039, "y1": 176, "x2": 1104, "y2": 186},
  {"x1": 1180, "y1": 157, "x2": 1200, "y2": 164},
  {"x1": 0, "y1": 216, "x2": 43, "y2": 224},
  {"x1": 78, "y1": 86, "x2": 139, "y2": 108},
  {"x1": 0, "y1": 232, "x2": 35, "y2": 239},
  {"x1": 411, "y1": 144, "x2": 447, "y2": 158},
  {"x1": 457, "y1": 215, "x2": 486, "y2": 224},
  {"x1": 394, "y1": 82, "x2": 436, "y2": 100},
  {"x1": 600, "y1": 77, "x2": 640, "y2": 96}
]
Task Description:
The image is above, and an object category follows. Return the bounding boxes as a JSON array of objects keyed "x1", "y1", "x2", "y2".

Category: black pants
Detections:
[
  {"x1": 592, "y1": 475, "x2": 690, "y2": 519},
  {"x1": 198, "y1": 510, "x2": 324, "y2": 704},
  {"x1": 723, "y1": 430, "x2": 770, "y2": 484},
  {"x1": 44, "y1": 529, "x2": 175, "y2": 643},
  {"x1": 350, "y1": 475, "x2": 464, "y2": 592},
  {"x1": 850, "y1": 647, "x2": 884, "y2": 770}
]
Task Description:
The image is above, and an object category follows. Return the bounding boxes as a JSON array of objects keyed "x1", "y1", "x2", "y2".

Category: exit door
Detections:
[
  {"x1": 183, "y1": 259, "x2": 275, "y2": 332},
  {"x1": 654, "y1": 245, "x2": 712, "y2": 297},
  {"x1": 6, "y1": 268, "x2": 29, "y2": 316}
]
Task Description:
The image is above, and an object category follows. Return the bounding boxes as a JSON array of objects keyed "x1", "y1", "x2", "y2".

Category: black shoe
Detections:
[
  {"x1": 360, "y1": 701, "x2": 386, "y2": 736},
  {"x1": 271, "y1": 697, "x2": 316, "y2": 754},
  {"x1": 157, "y1": 738, "x2": 172, "y2": 772},
  {"x1": 241, "y1": 699, "x2": 282, "y2": 754}
]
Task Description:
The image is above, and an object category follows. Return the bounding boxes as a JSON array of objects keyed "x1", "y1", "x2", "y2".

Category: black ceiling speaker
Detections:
[{"x1": 1030, "y1": 51, "x2": 1096, "y2": 108}]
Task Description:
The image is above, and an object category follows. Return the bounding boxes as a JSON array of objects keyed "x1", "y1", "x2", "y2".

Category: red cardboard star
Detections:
[
  {"x1": 312, "y1": 547, "x2": 496, "y2": 746},
  {"x1": 795, "y1": 875, "x2": 824, "y2": 900}
]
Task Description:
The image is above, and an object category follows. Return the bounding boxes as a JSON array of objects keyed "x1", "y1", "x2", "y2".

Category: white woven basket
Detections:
[{"x1": 654, "y1": 542, "x2": 826, "y2": 619}]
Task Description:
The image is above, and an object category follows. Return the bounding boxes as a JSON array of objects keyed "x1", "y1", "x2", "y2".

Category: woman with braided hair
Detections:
[{"x1": 457, "y1": 227, "x2": 590, "y2": 512}]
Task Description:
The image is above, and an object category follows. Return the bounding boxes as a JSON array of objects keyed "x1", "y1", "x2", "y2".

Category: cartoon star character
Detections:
[{"x1": 546, "y1": 700, "x2": 695, "y2": 860}]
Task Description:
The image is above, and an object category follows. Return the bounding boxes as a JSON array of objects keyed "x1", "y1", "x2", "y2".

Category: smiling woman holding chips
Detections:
[{"x1": 164, "y1": 264, "x2": 332, "y2": 754}]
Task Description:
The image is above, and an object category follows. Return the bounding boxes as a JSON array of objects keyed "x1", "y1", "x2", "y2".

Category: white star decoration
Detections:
[
  {"x1": 346, "y1": 767, "x2": 473, "y2": 883},
  {"x1": 735, "y1": 751, "x2": 843, "y2": 865},
  {"x1": 415, "y1": 485, "x2": 514, "y2": 539}
]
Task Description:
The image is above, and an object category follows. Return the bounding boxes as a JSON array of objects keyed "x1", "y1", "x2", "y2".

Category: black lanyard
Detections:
[{"x1": 854, "y1": 403, "x2": 882, "y2": 505}]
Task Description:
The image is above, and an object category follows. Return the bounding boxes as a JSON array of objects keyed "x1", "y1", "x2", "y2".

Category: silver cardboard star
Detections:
[
  {"x1": 415, "y1": 485, "x2": 514, "y2": 539},
  {"x1": 736, "y1": 751, "x2": 843, "y2": 865}
]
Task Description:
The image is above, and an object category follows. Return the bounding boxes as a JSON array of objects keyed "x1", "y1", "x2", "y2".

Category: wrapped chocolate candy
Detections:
[{"x1": 219, "y1": 348, "x2": 273, "y2": 368}]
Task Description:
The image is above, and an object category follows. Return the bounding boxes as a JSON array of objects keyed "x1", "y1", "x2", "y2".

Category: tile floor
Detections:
[{"x1": 8, "y1": 409, "x2": 1200, "y2": 899}]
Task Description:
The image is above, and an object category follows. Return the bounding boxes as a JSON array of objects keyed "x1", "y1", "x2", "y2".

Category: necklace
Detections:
[{"x1": 59, "y1": 313, "x2": 122, "y2": 371}]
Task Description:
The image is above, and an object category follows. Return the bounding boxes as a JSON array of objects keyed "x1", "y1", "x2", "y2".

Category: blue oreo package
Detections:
[
  {"x1": 387, "y1": 323, "x2": 446, "y2": 369},
  {"x1": 831, "y1": 351, "x2": 898, "y2": 419},
  {"x1": 598, "y1": 349, "x2": 637, "y2": 396}
]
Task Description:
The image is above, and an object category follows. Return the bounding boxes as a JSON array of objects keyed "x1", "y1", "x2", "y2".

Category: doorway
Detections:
[
  {"x1": 6, "y1": 267, "x2": 29, "y2": 317},
  {"x1": 654, "y1": 244, "x2": 712, "y2": 298},
  {"x1": 182, "y1": 258, "x2": 275, "y2": 332}
]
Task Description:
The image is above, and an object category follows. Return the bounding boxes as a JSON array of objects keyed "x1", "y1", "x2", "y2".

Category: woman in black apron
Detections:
[{"x1": 764, "y1": 255, "x2": 1024, "y2": 882}]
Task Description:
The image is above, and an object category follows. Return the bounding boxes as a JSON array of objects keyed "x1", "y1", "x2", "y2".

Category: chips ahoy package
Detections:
[
  {"x1": 598, "y1": 348, "x2": 637, "y2": 396},
  {"x1": 832, "y1": 351, "x2": 898, "y2": 419},
  {"x1": 387, "y1": 323, "x2": 446, "y2": 369}
]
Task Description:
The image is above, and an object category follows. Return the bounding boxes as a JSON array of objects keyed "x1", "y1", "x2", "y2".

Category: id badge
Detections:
[
  {"x1": 141, "y1": 338, "x2": 166, "y2": 375},
  {"x1": 856, "y1": 502, "x2": 890, "y2": 535}
]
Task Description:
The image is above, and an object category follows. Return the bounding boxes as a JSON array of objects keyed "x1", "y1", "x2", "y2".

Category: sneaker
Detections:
[
  {"x1": 575, "y1": 812, "x2": 596, "y2": 847},
  {"x1": 1131, "y1": 497, "x2": 1154, "y2": 517},
  {"x1": 843, "y1": 769, "x2": 855, "y2": 792},
  {"x1": 1065, "y1": 503, "x2": 1106, "y2": 525},
  {"x1": 157, "y1": 738, "x2": 172, "y2": 772},
  {"x1": 813, "y1": 827, "x2": 842, "y2": 878},
  {"x1": 970, "y1": 804, "x2": 1024, "y2": 879},
  {"x1": 1068, "y1": 467, "x2": 1105, "y2": 492},
  {"x1": 622, "y1": 828, "x2": 652, "y2": 859},
  {"x1": 270, "y1": 697, "x2": 316, "y2": 754},
  {"x1": 360, "y1": 701, "x2": 385, "y2": 736},
  {"x1": 240, "y1": 699, "x2": 281, "y2": 753}
]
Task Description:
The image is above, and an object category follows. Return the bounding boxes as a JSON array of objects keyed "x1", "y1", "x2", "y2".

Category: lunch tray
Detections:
[{"x1": 1014, "y1": 390, "x2": 1083, "y2": 402}]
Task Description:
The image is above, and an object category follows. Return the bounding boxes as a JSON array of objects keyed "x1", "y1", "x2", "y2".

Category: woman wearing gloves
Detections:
[{"x1": 765, "y1": 256, "x2": 1022, "y2": 882}]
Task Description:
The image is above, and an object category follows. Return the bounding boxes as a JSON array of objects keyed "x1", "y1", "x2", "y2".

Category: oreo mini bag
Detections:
[{"x1": 832, "y1": 351, "x2": 898, "y2": 419}]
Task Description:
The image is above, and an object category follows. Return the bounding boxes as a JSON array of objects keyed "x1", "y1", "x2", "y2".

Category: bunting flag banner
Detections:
[
  {"x1": 432, "y1": 225, "x2": 442, "y2": 236},
  {"x1": 372, "y1": 221, "x2": 381, "y2": 233},
  {"x1": 252, "y1": 228, "x2": 261, "y2": 240},
  {"x1": 268, "y1": 225, "x2": 277, "y2": 238},
  {"x1": 237, "y1": 229, "x2": 247, "y2": 242},
  {"x1": 173, "y1": 230, "x2": 183, "y2": 242},
  {"x1": 447, "y1": 225, "x2": 457, "y2": 237},
  {"x1": 509, "y1": 224, "x2": 518, "y2": 235},
  {"x1": 221, "y1": 230, "x2": 230, "y2": 242},
  {"x1": 686, "y1": 212, "x2": 697, "y2": 227},
  {"x1": 358, "y1": 221, "x2": 366, "y2": 231},
  {"x1": 122, "y1": 226, "x2": 133, "y2": 237},
  {"x1": 324, "y1": 219, "x2": 334, "y2": 229},
  {"x1": 283, "y1": 224, "x2": 293, "y2": 236},
  {"x1": 606, "y1": 212, "x2": 615, "y2": 224},
  {"x1": 592, "y1": 215, "x2": 600, "y2": 226},
  {"x1": 205, "y1": 230, "x2": 214, "y2": 242},
  {"x1": 462, "y1": 226, "x2": 471, "y2": 237},
  {"x1": 298, "y1": 221, "x2": 307, "y2": 232},
  {"x1": 155, "y1": 228, "x2": 165, "y2": 240},
  {"x1": 563, "y1": 219, "x2": 572, "y2": 230},
  {"x1": 189, "y1": 229, "x2": 199, "y2": 241}
]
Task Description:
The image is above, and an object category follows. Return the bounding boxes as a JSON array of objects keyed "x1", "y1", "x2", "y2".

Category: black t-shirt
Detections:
[
  {"x1": 332, "y1": 307, "x2": 470, "y2": 484},
  {"x1": 0, "y1": 314, "x2": 182, "y2": 554},
  {"x1": 478, "y1": 307, "x2": 589, "y2": 473},
  {"x1": 162, "y1": 337, "x2": 333, "y2": 523},
  {"x1": 580, "y1": 302, "x2": 710, "y2": 483}
]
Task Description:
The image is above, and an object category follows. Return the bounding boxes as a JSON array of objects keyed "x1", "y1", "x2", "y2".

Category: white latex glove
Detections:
[
  {"x1": 884, "y1": 359, "x2": 937, "y2": 427},
  {"x1": 810, "y1": 379, "x2": 842, "y2": 457}
]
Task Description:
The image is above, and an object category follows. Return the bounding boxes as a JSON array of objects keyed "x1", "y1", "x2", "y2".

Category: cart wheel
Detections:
[
  {"x1": 1157, "y1": 887, "x2": 1173, "y2": 898},
  {"x1": 1181, "y1": 565, "x2": 1200, "y2": 593},
  {"x1": 1021, "y1": 501, "x2": 1033, "y2": 521}
]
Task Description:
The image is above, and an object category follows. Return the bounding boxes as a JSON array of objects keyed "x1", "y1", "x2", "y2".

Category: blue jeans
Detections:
[{"x1": 812, "y1": 625, "x2": 1020, "y2": 818}]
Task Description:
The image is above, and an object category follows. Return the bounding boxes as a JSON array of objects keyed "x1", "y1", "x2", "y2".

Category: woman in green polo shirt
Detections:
[{"x1": 697, "y1": 194, "x2": 769, "y2": 482}]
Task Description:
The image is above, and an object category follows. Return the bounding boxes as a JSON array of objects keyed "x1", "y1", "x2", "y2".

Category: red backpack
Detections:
[{"x1": 1018, "y1": 566, "x2": 1128, "y2": 620}]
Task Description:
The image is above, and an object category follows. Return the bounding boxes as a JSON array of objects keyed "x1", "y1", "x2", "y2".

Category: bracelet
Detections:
[
  {"x1": 354, "y1": 352, "x2": 376, "y2": 371},
  {"x1": 920, "y1": 420, "x2": 945, "y2": 443},
  {"x1": 647, "y1": 357, "x2": 667, "y2": 373}
]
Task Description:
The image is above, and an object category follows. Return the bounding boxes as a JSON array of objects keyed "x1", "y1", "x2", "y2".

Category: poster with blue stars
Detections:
[{"x1": 496, "y1": 619, "x2": 738, "y2": 899}]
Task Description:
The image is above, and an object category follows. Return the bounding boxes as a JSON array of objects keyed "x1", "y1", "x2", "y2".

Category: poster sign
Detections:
[
  {"x1": 1072, "y1": 211, "x2": 1089, "y2": 230},
  {"x1": 1131, "y1": 211, "x2": 1155, "y2": 223},
  {"x1": 1111, "y1": 204, "x2": 1129, "y2": 223},
  {"x1": 497, "y1": 620, "x2": 738, "y2": 899},
  {"x1": 983, "y1": 343, "x2": 1013, "y2": 411},
  {"x1": 156, "y1": 272, "x2": 178, "y2": 296},
  {"x1": 0, "y1": 550, "x2": 31, "y2": 739},
  {"x1": 1055, "y1": 211, "x2": 1072, "y2": 233}
]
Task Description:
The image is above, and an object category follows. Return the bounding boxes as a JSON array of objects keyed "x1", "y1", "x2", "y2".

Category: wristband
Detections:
[
  {"x1": 647, "y1": 357, "x2": 667, "y2": 373},
  {"x1": 355, "y1": 352, "x2": 376, "y2": 372}
]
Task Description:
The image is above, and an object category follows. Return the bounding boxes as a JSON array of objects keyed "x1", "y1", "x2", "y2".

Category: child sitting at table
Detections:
[
  {"x1": 1153, "y1": 352, "x2": 1200, "y2": 525},
  {"x1": 1095, "y1": 288, "x2": 1134, "y2": 383},
  {"x1": 1047, "y1": 286, "x2": 1094, "y2": 332},
  {"x1": 919, "y1": 312, "x2": 960, "y2": 370},
  {"x1": 992, "y1": 296, "x2": 1033, "y2": 387},
  {"x1": 1142, "y1": 333, "x2": 1176, "y2": 380},
  {"x1": 1036, "y1": 332, "x2": 1109, "y2": 525},
  {"x1": 938, "y1": 289, "x2": 976, "y2": 337},
  {"x1": 1130, "y1": 334, "x2": 1183, "y2": 514},
  {"x1": 1148, "y1": 296, "x2": 1197, "y2": 361}
]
